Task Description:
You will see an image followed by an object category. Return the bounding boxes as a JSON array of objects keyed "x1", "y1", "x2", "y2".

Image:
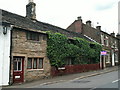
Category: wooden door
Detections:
[
  {"x1": 13, "y1": 57, "x2": 24, "y2": 83},
  {"x1": 101, "y1": 56, "x2": 104, "y2": 69}
]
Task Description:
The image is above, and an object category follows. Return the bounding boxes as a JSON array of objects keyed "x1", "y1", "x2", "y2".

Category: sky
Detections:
[{"x1": 0, "y1": 0, "x2": 119, "y2": 34}]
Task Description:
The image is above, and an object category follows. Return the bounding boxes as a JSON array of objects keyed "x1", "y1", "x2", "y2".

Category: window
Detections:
[
  {"x1": 27, "y1": 58, "x2": 32, "y2": 69},
  {"x1": 90, "y1": 44, "x2": 95, "y2": 48},
  {"x1": 65, "y1": 58, "x2": 72, "y2": 65},
  {"x1": 101, "y1": 34, "x2": 104, "y2": 45},
  {"x1": 38, "y1": 58, "x2": 43, "y2": 69},
  {"x1": 105, "y1": 52, "x2": 110, "y2": 63},
  {"x1": 106, "y1": 36, "x2": 109, "y2": 46},
  {"x1": 115, "y1": 40, "x2": 117, "y2": 48},
  {"x1": 115, "y1": 53, "x2": 118, "y2": 62},
  {"x1": 27, "y1": 58, "x2": 43, "y2": 69},
  {"x1": 13, "y1": 58, "x2": 22, "y2": 71},
  {"x1": 27, "y1": 31, "x2": 39, "y2": 41},
  {"x1": 33, "y1": 58, "x2": 37, "y2": 69}
]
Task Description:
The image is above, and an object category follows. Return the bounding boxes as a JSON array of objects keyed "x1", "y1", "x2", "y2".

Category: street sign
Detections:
[{"x1": 101, "y1": 51, "x2": 107, "y2": 55}]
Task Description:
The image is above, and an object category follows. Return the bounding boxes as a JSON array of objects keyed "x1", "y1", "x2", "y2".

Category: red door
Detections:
[{"x1": 13, "y1": 57, "x2": 24, "y2": 83}]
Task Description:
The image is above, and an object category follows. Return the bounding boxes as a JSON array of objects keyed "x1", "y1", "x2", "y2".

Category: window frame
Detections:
[
  {"x1": 13, "y1": 58, "x2": 22, "y2": 71},
  {"x1": 26, "y1": 31, "x2": 40, "y2": 41},
  {"x1": 27, "y1": 57, "x2": 44, "y2": 70},
  {"x1": 27, "y1": 58, "x2": 32, "y2": 69},
  {"x1": 101, "y1": 34, "x2": 104, "y2": 45}
]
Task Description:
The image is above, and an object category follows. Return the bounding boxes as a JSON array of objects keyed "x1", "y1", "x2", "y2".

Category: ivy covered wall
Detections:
[{"x1": 47, "y1": 32, "x2": 102, "y2": 67}]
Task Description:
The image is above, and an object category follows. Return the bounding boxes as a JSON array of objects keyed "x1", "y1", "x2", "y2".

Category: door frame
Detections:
[{"x1": 13, "y1": 56, "x2": 24, "y2": 83}]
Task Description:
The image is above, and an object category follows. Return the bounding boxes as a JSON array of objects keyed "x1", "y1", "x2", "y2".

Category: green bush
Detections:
[{"x1": 47, "y1": 32, "x2": 102, "y2": 67}]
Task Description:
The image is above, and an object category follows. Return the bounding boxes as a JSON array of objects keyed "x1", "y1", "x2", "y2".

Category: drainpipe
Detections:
[{"x1": 9, "y1": 25, "x2": 13, "y2": 85}]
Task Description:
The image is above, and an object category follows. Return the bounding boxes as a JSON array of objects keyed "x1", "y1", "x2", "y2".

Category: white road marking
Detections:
[
  {"x1": 39, "y1": 80, "x2": 67, "y2": 86},
  {"x1": 89, "y1": 87, "x2": 97, "y2": 90},
  {"x1": 112, "y1": 79, "x2": 120, "y2": 83}
]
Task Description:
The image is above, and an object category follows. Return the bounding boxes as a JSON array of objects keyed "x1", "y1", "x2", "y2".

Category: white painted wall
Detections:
[
  {"x1": 0, "y1": 25, "x2": 11, "y2": 86},
  {"x1": 112, "y1": 50, "x2": 115, "y2": 66}
]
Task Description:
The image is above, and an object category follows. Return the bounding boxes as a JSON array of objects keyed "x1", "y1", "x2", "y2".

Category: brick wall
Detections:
[
  {"x1": 67, "y1": 20, "x2": 82, "y2": 33},
  {"x1": 51, "y1": 64, "x2": 100, "y2": 77},
  {"x1": 67, "y1": 20, "x2": 101, "y2": 43}
]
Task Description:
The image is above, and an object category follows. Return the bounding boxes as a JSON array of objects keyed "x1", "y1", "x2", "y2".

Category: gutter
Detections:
[{"x1": 9, "y1": 25, "x2": 13, "y2": 85}]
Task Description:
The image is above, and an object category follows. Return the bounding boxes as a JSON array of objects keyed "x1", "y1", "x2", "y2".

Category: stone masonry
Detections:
[{"x1": 10, "y1": 27, "x2": 51, "y2": 83}]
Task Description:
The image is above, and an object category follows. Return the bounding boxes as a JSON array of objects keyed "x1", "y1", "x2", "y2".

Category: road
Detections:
[{"x1": 30, "y1": 70, "x2": 119, "y2": 89}]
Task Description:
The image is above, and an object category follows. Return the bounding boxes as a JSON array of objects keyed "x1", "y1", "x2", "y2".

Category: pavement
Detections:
[{"x1": 2, "y1": 66, "x2": 118, "y2": 88}]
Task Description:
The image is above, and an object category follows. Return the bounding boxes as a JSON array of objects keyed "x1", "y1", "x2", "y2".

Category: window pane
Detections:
[
  {"x1": 14, "y1": 62, "x2": 17, "y2": 70},
  {"x1": 38, "y1": 58, "x2": 43, "y2": 69},
  {"x1": 36, "y1": 34, "x2": 39, "y2": 41},
  {"x1": 33, "y1": 58, "x2": 37, "y2": 69},
  {"x1": 43, "y1": 35, "x2": 46, "y2": 40},
  {"x1": 27, "y1": 58, "x2": 32, "y2": 69},
  {"x1": 27, "y1": 32, "x2": 31, "y2": 40},
  {"x1": 18, "y1": 61, "x2": 21, "y2": 71},
  {"x1": 34, "y1": 33, "x2": 39, "y2": 41}
]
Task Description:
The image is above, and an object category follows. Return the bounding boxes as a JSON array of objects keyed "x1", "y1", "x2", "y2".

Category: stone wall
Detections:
[{"x1": 11, "y1": 28, "x2": 51, "y2": 83}]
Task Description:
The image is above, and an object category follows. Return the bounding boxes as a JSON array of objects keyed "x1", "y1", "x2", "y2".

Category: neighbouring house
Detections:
[
  {"x1": 116, "y1": 34, "x2": 120, "y2": 65},
  {"x1": 0, "y1": 21, "x2": 13, "y2": 86},
  {"x1": 0, "y1": 1, "x2": 100, "y2": 85},
  {"x1": 67, "y1": 17, "x2": 119, "y2": 68},
  {"x1": 100, "y1": 31, "x2": 119, "y2": 67}
]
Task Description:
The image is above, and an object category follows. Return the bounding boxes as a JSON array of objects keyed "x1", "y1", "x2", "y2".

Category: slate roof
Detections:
[{"x1": 1, "y1": 9, "x2": 91, "y2": 41}]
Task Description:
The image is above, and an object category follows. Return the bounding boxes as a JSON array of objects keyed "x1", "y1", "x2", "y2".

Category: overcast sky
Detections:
[{"x1": 0, "y1": 0, "x2": 119, "y2": 34}]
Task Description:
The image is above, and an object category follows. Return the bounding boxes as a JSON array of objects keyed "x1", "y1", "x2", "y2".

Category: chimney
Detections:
[
  {"x1": 26, "y1": 0, "x2": 36, "y2": 20},
  {"x1": 86, "y1": 20, "x2": 91, "y2": 27},
  {"x1": 111, "y1": 32, "x2": 115, "y2": 37},
  {"x1": 77, "y1": 16, "x2": 82, "y2": 22},
  {"x1": 96, "y1": 26, "x2": 101, "y2": 30},
  {"x1": 116, "y1": 34, "x2": 120, "y2": 39}
]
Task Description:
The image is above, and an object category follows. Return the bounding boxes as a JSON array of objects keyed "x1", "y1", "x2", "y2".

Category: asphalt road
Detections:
[{"x1": 31, "y1": 70, "x2": 119, "y2": 89}]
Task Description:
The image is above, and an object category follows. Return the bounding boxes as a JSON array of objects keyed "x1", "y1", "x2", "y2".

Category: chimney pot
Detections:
[
  {"x1": 86, "y1": 20, "x2": 91, "y2": 26},
  {"x1": 29, "y1": 0, "x2": 33, "y2": 3},
  {"x1": 96, "y1": 26, "x2": 101, "y2": 30},
  {"x1": 77, "y1": 16, "x2": 81, "y2": 20},
  {"x1": 77, "y1": 16, "x2": 82, "y2": 22},
  {"x1": 116, "y1": 34, "x2": 120, "y2": 39},
  {"x1": 111, "y1": 32, "x2": 115, "y2": 37}
]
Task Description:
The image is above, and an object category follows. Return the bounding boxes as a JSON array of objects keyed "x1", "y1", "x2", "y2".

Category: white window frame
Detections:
[
  {"x1": 101, "y1": 34, "x2": 104, "y2": 45},
  {"x1": 106, "y1": 36, "x2": 109, "y2": 46},
  {"x1": 105, "y1": 51, "x2": 110, "y2": 63}
]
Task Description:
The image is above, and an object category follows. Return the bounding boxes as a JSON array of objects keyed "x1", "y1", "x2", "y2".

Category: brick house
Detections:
[
  {"x1": 0, "y1": 1, "x2": 94, "y2": 85},
  {"x1": 67, "y1": 17, "x2": 119, "y2": 68},
  {"x1": 100, "y1": 31, "x2": 119, "y2": 67}
]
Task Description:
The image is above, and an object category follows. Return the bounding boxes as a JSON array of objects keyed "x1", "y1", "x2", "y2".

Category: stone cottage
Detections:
[{"x1": 0, "y1": 1, "x2": 93, "y2": 85}]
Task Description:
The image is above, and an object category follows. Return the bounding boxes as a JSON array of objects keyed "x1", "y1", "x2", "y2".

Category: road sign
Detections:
[{"x1": 101, "y1": 51, "x2": 107, "y2": 55}]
